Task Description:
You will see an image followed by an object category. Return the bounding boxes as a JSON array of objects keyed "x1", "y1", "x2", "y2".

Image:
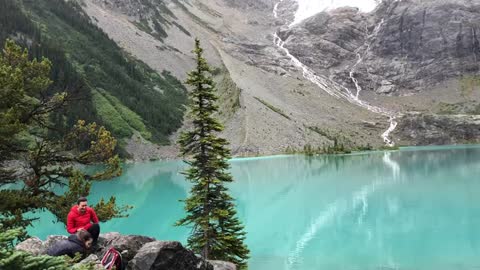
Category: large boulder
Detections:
[
  {"x1": 15, "y1": 237, "x2": 44, "y2": 255},
  {"x1": 98, "y1": 232, "x2": 122, "y2": 244},
  {"x1": 15, "y1": 235, "x2": 68, "y2": 256},
  {"x1": 44, "y1": 235, "x2": 68, "y2": 253},
  {"x1": 128, "y1": 241, "x2": 213, "y2": 270},
  {"x1": 95, "y1": 233, "x2": 155, "y2": 261}
]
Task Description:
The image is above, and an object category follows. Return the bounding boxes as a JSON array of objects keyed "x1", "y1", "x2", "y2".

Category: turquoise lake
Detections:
[{"x1": 29, "y1": 145, "x2": 480, "y2": 269}]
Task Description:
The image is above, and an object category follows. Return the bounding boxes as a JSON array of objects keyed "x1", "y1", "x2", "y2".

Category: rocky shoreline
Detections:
[{"x1": 16, "y1": 232, "x2": 235, "y2": 270}]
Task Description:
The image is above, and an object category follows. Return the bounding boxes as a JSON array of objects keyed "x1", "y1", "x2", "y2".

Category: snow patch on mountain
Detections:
[{"x1": 291, "y1": 0, "x2": 379, "y2": 25}]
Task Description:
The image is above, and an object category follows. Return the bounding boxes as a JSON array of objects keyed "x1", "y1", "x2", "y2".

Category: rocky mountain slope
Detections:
[
  {"x1": 278, "y1": 0, "x2": 480, "y2": 145},
  {"x1": 1, "y1": 0, "x2": 187, "y2": 151},
  {"x1": 4, "y1": 0, "x2": 480, "y2": 159},
  {"x1": 75, "y1": 0, "x2": 480, "y2": 157}
]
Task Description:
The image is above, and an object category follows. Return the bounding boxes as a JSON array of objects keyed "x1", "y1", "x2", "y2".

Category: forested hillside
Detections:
[{"x1": 0, "y1": 0, "x2": 187, "y2": 149}]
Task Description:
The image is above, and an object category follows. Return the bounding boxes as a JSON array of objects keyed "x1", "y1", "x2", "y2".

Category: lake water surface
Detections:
[{"x1": 29, "y1": 145, "x2": 480, "y2": 269}]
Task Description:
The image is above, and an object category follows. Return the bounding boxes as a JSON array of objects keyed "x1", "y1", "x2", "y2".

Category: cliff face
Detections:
[
  {"x1": 282, "y1": 0, "x2": 480, "y2": 95},
  {"x1": 365, "y1": 0, "x2": 480, "y2": 94},
  {"x1": 278, "y1": 7, "x2": 367, "y2": 74},
  {"x1": 393, "y1": 113, "x2": 480, "y2": 145}
]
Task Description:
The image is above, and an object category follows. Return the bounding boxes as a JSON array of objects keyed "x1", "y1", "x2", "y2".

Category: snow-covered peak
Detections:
[{"x1": 291, "y1": 0, "x2": 379, "y2": 26}]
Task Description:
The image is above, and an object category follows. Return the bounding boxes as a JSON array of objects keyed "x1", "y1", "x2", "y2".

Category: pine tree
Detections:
[
  {"x1": 177, "y1": 39, "x2": 249, "y2": 269},
  {"x1": 0, "y1": 40, "x2": 130, "y2": 235}
]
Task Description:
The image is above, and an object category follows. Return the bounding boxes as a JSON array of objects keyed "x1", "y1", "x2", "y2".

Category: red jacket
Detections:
[{"x1": 66, "y1": 206, "x2": 99, "y2": 234}]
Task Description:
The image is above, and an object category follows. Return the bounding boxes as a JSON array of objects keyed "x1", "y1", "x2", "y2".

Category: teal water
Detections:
[{"x1": 29, "y1": 145, "x2": 480, "y2": 269}]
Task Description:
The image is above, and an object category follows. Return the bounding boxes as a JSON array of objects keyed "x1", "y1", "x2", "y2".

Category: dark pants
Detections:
[{"x1": 87, "y1": 223, "x2": 100, "y2": 243}]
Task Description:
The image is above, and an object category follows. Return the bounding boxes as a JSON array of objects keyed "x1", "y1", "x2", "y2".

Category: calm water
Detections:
[{"x1": 29, "y1": 145, "x2": 480, "y2": 269}]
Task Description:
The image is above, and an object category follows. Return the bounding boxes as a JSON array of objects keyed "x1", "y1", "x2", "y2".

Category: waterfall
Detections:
[
  {"x1": 273, "y1": 0, "x2": 283, "y2": 18},
  {"x1": 347, "y1": 17, "x2": 400, "y2": 146},
  {"x1": 273, "y1": 0, "x2": 400, "y2": 146},
  {"x1": 349, "y1": 19, "x2": 385, "y2": 100}
]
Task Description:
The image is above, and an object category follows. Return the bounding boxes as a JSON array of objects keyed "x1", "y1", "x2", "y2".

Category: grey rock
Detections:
[
  {"x1": 281, "y1": 7, "x2": 366, "y2": 73},
  {"x1": 361, "y1": 120, "x2": 379, "y2": 128},
  {"x1": 224, "y1": 0, "x2": 272, "y2": 10},
  {"x1": 95, "y1": 231, "x2": 121, "y2": 254},
  {"x1": 96, "y1": 233, "x2": 155, "y2": 261},
  {"x1": 15, "y1": 237, "x2": 44, "y2": 255},
  {"x1": 98, "y1": 232, "x2": 122, "y2": 245},
  {"x1": 127, "y1": 241, "x2": 213, "y2": 270},
  {"x1": 16, "y1": 235, "x2": 68, "y2": 256},
  {"x1": 208, "y1": 260, "x2": 237, "y2": 270},
  {"x1": 282, "y1": 0, "x2": 480, "y2": 95},
  {"x1": 44, "y1": 235, "x2": 68, "y2": 254},
  {"x1": 1, "y1": 160, "x2": 34, "y2": 179},
  {"x1": 394, "y1": 113, "x2": 480, "y2": 145},
  {"x1": 90, "y1": 0, "x2": 173, "y2": 19},
  {"x1": 376, "y1": 80, "x2": 396, "y2": 94},
  {"x1": 16, "y1": 234, "x2": 234, "y2": 270}
]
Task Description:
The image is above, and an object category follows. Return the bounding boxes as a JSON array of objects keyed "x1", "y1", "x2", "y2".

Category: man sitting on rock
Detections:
[
  {"x1": 47, "y1": 230, "x2": 93, "y2": 258},
  {"x1": 67, "y1": 197, "x2": 100, "y2": 245}
]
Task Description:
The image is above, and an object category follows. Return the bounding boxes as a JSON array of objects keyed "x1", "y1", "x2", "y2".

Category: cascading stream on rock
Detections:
[{"x1": 273, "y1": 0, "x2": 400, "y2": 146}]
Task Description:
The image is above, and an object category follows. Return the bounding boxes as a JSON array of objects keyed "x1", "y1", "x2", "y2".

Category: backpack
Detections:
[{"x1": 101, "y1": 247, "x2": 125, "y2": 270}]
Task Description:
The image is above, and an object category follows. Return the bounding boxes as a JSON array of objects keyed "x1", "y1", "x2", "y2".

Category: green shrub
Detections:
[
  {"x1": 92, "y1": 89, "x2": 133, "y2": 138},
  {"x1": 98, "y1": 89, "x2": 152, "y2": 139}
]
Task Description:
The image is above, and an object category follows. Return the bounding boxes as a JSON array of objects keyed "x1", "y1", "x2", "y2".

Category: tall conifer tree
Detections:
[
  {"x1": 0, "y1": 40, "x2": 129, "y2": 235},
  {"x1": 177, "y1": 39, "x2": 249, "y2": 269}
]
